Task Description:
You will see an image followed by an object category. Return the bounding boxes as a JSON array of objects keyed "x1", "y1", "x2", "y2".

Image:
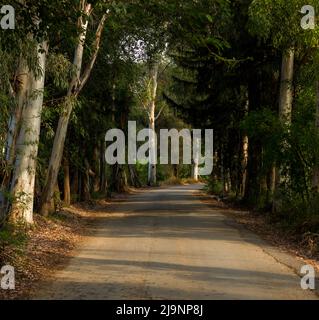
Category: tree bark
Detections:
[
  {"x1": 100, "y1": 139, "x2": 108, "y2": 193},
  {"x1": 279, "y1": 48, "x2": 295, "y2": 124},
  {"x1": 110, "y1": 164, "x2": 128, "y2": 193},
  {"x1": 63, "y1": 156, "x2": 71, "y2": 206},
  {"x1": 2, "y1": 62, "x2": 29, "y2": 189},
  {"x1": 173, "y1": 164, "x2": 179, "y2": 179},
  {"x1": 83, "y1": 159, "x2": 91, "y2": 202},
  {"x1": 241, "y1": 135, "x2": 249, "y2": 197},
  {"x1": 10, "y1": 41, "x2": 48, "y2": 224},
  {"x1": 192, "y1": 136, "x2": 199, "y2": 181},
  {"x1": 312, "y1": 81, "x2": 319, "y2": 191},
  {"x1": 93, "y1": 146, "x2": 100, "y2": 193},
  {"x1": 273, "y1": 47, "x2": 295, "y2": 212},
  {"x1": 71, "y1": 166, "x2": 79, "y2": 200},
  {"x1": 39, "y1": 6, "x2": 106, "y2": 215},
  {"x1": 0, "y1": 61, "x2": 29, "y2": 223},
  {"x1": 148, "y1": 61, "x2": 159, "y2": 186},
  {"x1": 128, "y1": 164, "x2": 142, "y2": 188},
  {"x1": 241, "y1": 94, "x2": 249, "y2": 197}
]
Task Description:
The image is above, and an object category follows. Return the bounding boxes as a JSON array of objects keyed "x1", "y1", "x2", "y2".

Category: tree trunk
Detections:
[
  {"x1": 10, "y1": 41, "x2": 48, "y2": 224},
  {"x1": 269, "y1": 165, "x2": 276, "y2": 198},
  {"x1": 0, "y1": 61, "x2": 29, "y2": 222},
  {"x1": 192, "y1": 136, "x2": 199, "y2": 181},
  {"x1": 63, "y1": 156, "x2": 71, "y2": 206},
  {"x1": 52, "y1": 182, "x2": 61, "y2": 213},
  {"x1": 39, "y1": 5, "x2": 106, "y2": 215},
  {"x1": 2, "y1": 62, "x2": 29, "y2": 190},
  {"x1": 241, "y1": 93, "x2": 249, "y2": 197},
  {"x1": 173, "y1": 164, "x2": 179, "y2": 179},
  {"x1": 220, "y1": 149, "x2": 225, "y2": 196},
  {"x1": 110, "y1": 164, "x2": 128, "y2": 193},
  {"x1": 93, "y1": 146, "x2": 100, "y2": 193},
  {"x1": 279, "y1": 48, "x2": 295, "y2": 124},
  {"x1": 273, "y1": 47, "x2": 295, "y2": 212},
  {"x1": 241, "y1": 135, "x2": 249, "y2": 197},
  {"x1": 128, "y1": 164, "x2": 142, "y2": 188},
  {"x1": 192, "y1": 163, "x2": 199, "y2": 181},
  {"x1": 71, "y1": 167, "x2": 79, "y2": 202},
  {"x1": 148, "y1": 61, "x2": 158, "y2": 186},
  {"x1": 100, "y1": 139, "x2": 108, "y2": 193},
  {"x1": 83, "y1": 159, "x2": 91, "y2": 202},
  {"x1": 312, "y1": 81, "x2": 319, "y2": 191}
]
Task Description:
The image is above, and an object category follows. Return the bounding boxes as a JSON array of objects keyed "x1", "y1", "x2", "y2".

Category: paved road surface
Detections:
[{"x1": 35, "y1": 185, "x2": 317, "y2": 300}]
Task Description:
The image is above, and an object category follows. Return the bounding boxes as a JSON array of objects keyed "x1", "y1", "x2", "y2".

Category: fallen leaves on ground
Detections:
[{"x1": 0, "y1": 206, "x2": 87, "y2": 300}]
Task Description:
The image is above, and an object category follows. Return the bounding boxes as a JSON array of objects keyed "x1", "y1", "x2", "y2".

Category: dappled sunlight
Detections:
[{"x1": 34, "y1": 186, "x2": 317, "y2": 300}]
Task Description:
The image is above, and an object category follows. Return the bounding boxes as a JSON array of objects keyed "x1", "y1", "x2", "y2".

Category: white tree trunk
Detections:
[
  {"x1": 0, "y1": 61, "x2": 29, "y2": 222},
  {"x1": 273, "y1": 47, "x2": 294, "y2": 212},
  {"x1": 279, "y1": 48, "x2": 295, "y2": 124},
  {"x1": 148, "y1": 62, "x2": 159, "y2": 186},
  {"x1": 192, "y1": 136, "x2": 199, "y2": 181},
  {"x1": 4, "y1": 62, "x2": 29, "y2": 165},
  {"x1": 10, "y1": 41, "x2": 48, "y2": 224},
  {"x1": 39, "y1": 5, "x2": 106, "y2": 215},
  {"x1": 192, "y1": 162, "x2": 199, "y2": 182}
]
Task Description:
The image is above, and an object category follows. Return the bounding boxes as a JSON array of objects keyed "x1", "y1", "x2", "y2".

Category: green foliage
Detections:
[
  {"x1": 248, "y1": 0, "x2": 319, "y2": 49},
  {"x1": 1, "y1": 0, "x2": 319, "y2": 243},
  {"x1": 205, "y1": 179, "x2": 224, "y2": 195},
  {"x1": 46, "y1": 53, "x2": 74, "y2": 90},
  {"x1": 241, "y1": 108, "x2": 282, "y2": 166}
]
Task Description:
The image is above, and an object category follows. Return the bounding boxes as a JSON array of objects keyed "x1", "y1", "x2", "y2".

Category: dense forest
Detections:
[{"x1": 0, "y1": 0, "x2": 319, "y2": 244}]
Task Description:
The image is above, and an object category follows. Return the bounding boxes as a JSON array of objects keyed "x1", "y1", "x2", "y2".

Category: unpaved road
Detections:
[{"x1": 35, "y1": 185, "x2": 317, "y2": 300}]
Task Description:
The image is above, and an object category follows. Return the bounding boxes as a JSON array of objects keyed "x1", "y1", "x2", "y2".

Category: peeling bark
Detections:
[{"x1": 10, "y1": 41, "x2": 48, "y2": 224}]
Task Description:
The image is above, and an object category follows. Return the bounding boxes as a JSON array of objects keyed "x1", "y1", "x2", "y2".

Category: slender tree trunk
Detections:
[
  {"x1": 10, "y1": 41, "x2": 48, "y2": 224},
  {"x1": 2, "y1": 62, "x2": 29, "y2": 188},
  {"x1": 148, "y1": 62, "x2": 158, "y2": 186},
  {"x1": 273, "y1": 47, "x2": 295, "y2": 212},
  {"x1": 110, "y1": 164, "x2": 128, "y2": 193},
  {"x1": 39, "y1": 4, "x2": 90, "y2": 215},
  {"x1": 100, "y1": 139, "x2": 108, "y2": 193},
  {"x1": 83, "y1": 159, "x2": 91, "y2": 202},
  {"x1": 269, "y1": 165, "x2": 276, "y2": 196},
  {"x1": 192, "y1": 136, "x2": 199, "y2": 181},
  {"x1": 39, "y1": 6, "x2": 106, "y2": 215},
  {"x1": 220, "y1": 149, "x2": 225, "y2": 196},
  {"x1": 0, "y1": 62, "x2": 29, "y2": 222},
  {"x1": 192, "y1": 163, "x2": 199, "y2": 181},
  {"x1": 63, "y1": 156, "x2": 71, "y2": 206},
  {"x1": 71, "y1": 166, "x2": 79, "y2": 201},
  {"x1": 241, "y1": 135, "x2": 249, "y2": 196},
  {"x1": 312, "y1": 81, "x2": 319, "y2": 192},
  {"x1": 128, "y1": 164, "x2": 141, "y2": 188},
  {"x1": 171, "y1": 164, "x2": 178, "y2": 178},
  {"x1": 279, "y1": 48, "x2": 295, "y2": 125},
  {"x1": 52, "y1": 182, "x2": 61, "y2": 213},
  {"x1": 241, "y1": 94, "x2": 249, "y2": 197},
  {"x1": 93, "y1": 146, "x2": 100, "y2": 193}
]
